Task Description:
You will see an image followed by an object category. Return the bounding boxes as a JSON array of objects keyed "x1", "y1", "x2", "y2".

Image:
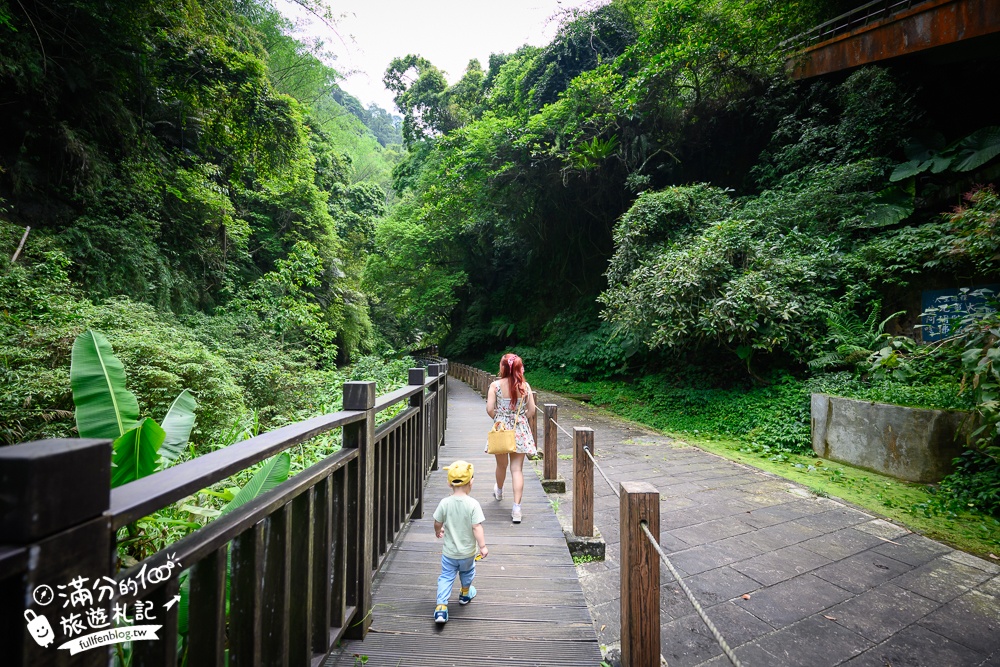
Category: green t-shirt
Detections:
[{"x1": 433, "y1": 493, "x2": 485, "y2": 559}]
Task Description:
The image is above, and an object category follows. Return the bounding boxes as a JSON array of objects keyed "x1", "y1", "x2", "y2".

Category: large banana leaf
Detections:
[
  {"x1": 160, "y1": 389, "x2": 198, "y2": 461},
  {"x1": 111, "y1": 418, "x2": 165, "y2": 487},
  {"x1": 220, "y1": 453, "x2": 291, "y2": 515},
  {"x1": 71, "y1": 330, "x2": 139, "y2": 440}
]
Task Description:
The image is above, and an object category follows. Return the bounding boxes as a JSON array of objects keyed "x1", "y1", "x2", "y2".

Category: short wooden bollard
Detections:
[
  {"x1": 573, "y1": 427, "x2": 595, "y2": 537},
  {"x1": 621, "y1": 482, "x2": 661, "y2": 667},
  {"x1": 544, "y1": 404, "x2": 558, "y2": 481}
]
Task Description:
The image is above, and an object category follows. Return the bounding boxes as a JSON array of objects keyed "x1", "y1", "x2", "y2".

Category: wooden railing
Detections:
[{"x1": 0, "y1": 361, "x2": 448, "y2": 666}]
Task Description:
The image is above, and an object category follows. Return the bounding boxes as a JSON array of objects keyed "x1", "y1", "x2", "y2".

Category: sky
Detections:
[{"x1": 278, "y1": 0, "x2": 602, "y2": 114}]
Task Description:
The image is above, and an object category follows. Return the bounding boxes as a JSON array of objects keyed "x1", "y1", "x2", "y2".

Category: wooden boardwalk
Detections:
[{"x1": 325, "y1": 380, "x2": 603, "y2": 666}]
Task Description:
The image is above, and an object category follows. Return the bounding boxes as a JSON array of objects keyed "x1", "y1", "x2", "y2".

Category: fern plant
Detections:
[{"x1": 809, "y1": 301, "x2": 908, "y2": 376}]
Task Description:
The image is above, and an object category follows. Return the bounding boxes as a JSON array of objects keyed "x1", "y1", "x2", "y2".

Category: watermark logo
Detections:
[
  {"x1": 58, "y1": 625, "x2": 162, "y2": 655},
  {"x1": 24, "y1": 610, "x2": 55, "y2": 647},
  {"x1": 23, "y1": 553, "x2": 181, "y2": 654}
]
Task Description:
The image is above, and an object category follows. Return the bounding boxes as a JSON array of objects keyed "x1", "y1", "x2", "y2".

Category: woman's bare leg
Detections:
[
  {"x1": 510, "y1": 453, "x2": 526, "y2": 504},
  {"x1": 494, "y1": 453, "x2": 509, "y2": 491}
]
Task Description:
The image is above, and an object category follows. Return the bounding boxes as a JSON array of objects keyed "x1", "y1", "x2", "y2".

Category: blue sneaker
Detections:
[
  {"x1": 459, "y1": 586, "x2": 477, "y2": 605},
  {"x1": 434, "y1": 604, "x2": 448, "y2": 623}
]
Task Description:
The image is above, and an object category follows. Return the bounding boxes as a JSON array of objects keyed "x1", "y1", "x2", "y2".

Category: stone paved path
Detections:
[{"x1": 530, "y1": 388, "x2": 1000, "y2": 667}]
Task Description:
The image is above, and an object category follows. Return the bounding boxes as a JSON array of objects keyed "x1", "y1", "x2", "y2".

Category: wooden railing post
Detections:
[
  {"x1": 440, "y1": 361, "x2": 448, "y2": 430},
  {"x1": 544, "y1": 404, "x2": 558, "y2": 482},
  {"x1": 428, "y1": 364, "x2": 442, "y2": 470},
  {"x1": 0, "y1": 439, "x2": 113, "y2": 667},
  {"x1": 620, "y1": 482, "x2": 660, "y2": 667},
  {"x1": 573, "y1": 427, "x2": 595, "y2": 537},
  {"x1": 343, "y1": 381, "x2": 376, "y2": 640},
  {"x1": 408, "y1": 367, "x2": 427, "y2": 519}
]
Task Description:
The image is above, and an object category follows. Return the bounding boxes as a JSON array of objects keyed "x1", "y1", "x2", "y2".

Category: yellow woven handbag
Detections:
[{"x1": 487, "y1": 421, "x2": 516, "y2": 454}]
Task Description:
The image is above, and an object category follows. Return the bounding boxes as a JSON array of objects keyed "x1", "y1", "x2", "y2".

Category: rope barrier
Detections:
[
  {"x1": 548, "y1": 417, "x2": 573, "y2": 439},
  {"x1": 461, "y1": 366, "x2": 740, "y2": 665},
  {"x1": 639, "y1": 521, "x2": 744, "y2": 667},
  {"x1": 583, "y1": 445, "x2": 620, "y2": 499}
]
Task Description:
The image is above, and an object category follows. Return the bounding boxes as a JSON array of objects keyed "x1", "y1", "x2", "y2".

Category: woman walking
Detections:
[{"x1": 486, "y1": 353, "x2": 537, "y2": 523}]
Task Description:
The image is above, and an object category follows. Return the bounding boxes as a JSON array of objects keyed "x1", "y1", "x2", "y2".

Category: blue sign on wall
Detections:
[{"x1": 921, "y1": 285, "x2": 999, "y2": 342}]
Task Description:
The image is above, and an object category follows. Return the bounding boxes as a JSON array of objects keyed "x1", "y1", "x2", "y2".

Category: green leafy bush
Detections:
[
  {"x1": 938, "y1": 451, "x2": 1000, "y2": 517},
  {"x1": 601, "y1": 160, "x2": 890, "y2": 361}
]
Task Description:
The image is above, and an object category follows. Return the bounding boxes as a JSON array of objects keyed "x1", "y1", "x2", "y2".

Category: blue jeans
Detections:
[{"x1": 436, "y1": 554, "x2": 476, "y2": 605}]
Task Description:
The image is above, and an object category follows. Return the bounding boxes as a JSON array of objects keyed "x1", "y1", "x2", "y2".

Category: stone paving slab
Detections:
[{"x1": 530, "y1": 387, "x2": 1000, "y2": 666}]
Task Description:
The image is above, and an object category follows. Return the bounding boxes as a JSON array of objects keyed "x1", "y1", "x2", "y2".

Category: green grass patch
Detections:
[
  {"x1": 521, "y1": 366, "x2": 1000, "y2": 557},
  {"x1": 680, "y1": 432, "x2": 1000, "y2": 557}
]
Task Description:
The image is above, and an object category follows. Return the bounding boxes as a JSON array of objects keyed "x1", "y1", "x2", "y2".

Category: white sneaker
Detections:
[
  {"x1": 494, "y1": 485, "x2": 503, "y2": 501},
  {"x1": 511, "y1": 504, "x2": 522, "y2": 523}
]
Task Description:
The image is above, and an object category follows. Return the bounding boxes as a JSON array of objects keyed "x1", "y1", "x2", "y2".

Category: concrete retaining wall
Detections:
[{"x1": 811, "y1": 394, "x2": 971, "y2": 483}]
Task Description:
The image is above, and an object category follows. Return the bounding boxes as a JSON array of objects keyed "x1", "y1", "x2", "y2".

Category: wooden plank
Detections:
[
  {"x1": 230, "y1": 523, "x2": 264, "y2": 667},
  {"x1": 131, "y1": 577, "x2": 180, "y2": 667},
  {"x1": 326, "y1": 634, "x2": 603, "y2": 666},
  {"x1": 187, "y1": 546, "x2": 227, "y2": 667},
  {"x1": 408, "y1": 368, "x2": 427, "y2": 519},
  {"x1": 311, "y1": 475, "x2": 332, "y2": 654},
  {"x1": 376, "y1": 434, "x2": 388, "y2": 561},
  {"x1": 330, "y1": 467, "x2": 348, "y2": 629},
  {"x1": 289, "y1": 490, "x2": 314, "y2": 666},
  {"x1": 261, "y1": 506, "x2": 291, "y2": 667},
  {"x1": 114, "y1": 449, "x2": 357, "y2": 588}
]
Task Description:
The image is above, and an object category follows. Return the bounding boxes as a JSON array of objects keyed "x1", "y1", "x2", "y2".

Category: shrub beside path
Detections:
[{"x1": 535, "y1": 389, "x2": 1000, "y2": 667}]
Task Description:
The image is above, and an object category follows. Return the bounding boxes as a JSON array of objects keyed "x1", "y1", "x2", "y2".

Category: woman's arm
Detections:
[
  {"x1": 486, "y1": 381, "x2": 497, "y2": 419},
  {"x1": 525, "y1": 383, "x2": 537, "y2": 417}
]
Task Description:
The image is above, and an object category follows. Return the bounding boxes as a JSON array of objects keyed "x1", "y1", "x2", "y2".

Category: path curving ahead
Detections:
[{"x1": 324, "y1": 380, "x2": 603, "y2": 667}]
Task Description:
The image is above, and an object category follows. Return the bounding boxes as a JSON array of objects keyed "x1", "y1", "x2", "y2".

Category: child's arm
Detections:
[
  {"x1": 434, "y1": 520, "x2": 444, "y2": 538},
  {"x1": 472, "y1": 523, "x2": 488, "y2": 558}
]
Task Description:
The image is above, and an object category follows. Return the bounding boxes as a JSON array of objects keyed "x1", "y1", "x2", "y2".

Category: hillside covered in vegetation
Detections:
[
  {"x1": 370, "y1": 0, "x2": 1000, "y2": 517},
  {"x1": 2, "y1": 0, "x2": 999, "y2": 524},
  {"x1": 0, "y1": 0, "x2": 406, "y2": 447}
]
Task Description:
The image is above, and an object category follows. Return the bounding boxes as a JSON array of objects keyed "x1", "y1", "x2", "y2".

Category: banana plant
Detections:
[{"x1": 70, "y1": 330, "x2": 197, "y2": 487}]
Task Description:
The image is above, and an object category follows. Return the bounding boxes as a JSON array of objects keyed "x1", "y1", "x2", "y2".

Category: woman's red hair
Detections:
[{"x1": 498, "y1": 353, "x2": 526, "y2": 403}]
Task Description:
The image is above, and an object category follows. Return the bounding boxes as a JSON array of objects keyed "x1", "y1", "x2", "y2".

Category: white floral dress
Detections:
[{"x1": 492, "y1": 384, "x2": 536, "y2": 455}]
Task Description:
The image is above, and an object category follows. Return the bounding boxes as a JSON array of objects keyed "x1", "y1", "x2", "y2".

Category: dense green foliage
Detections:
[
  {"x1": 0, "y1": 225, "x2": 411, "y2": 447},
  {"x1": 0, "y1": 0, "x2": 404, "y2": 363},
  {"x1": 370, "y1": 0, "x2": 1000, "y2": 514},
  {"x1": 3, "y1": 0, "x2": 999, "y2": 534}
]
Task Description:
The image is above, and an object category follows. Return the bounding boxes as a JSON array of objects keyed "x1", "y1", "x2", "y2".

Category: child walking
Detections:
[{"x1": 433, "y1": 460, "x2": 488, "y2": 624}]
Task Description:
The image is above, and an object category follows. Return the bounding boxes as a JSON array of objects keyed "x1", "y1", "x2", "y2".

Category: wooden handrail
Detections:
[
  {"x1": 110, "y1": 410, "x2": 366, "y2": 528},
  {"x1": 1, "y1": 363, "x2": 449, "y2": 665}
]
